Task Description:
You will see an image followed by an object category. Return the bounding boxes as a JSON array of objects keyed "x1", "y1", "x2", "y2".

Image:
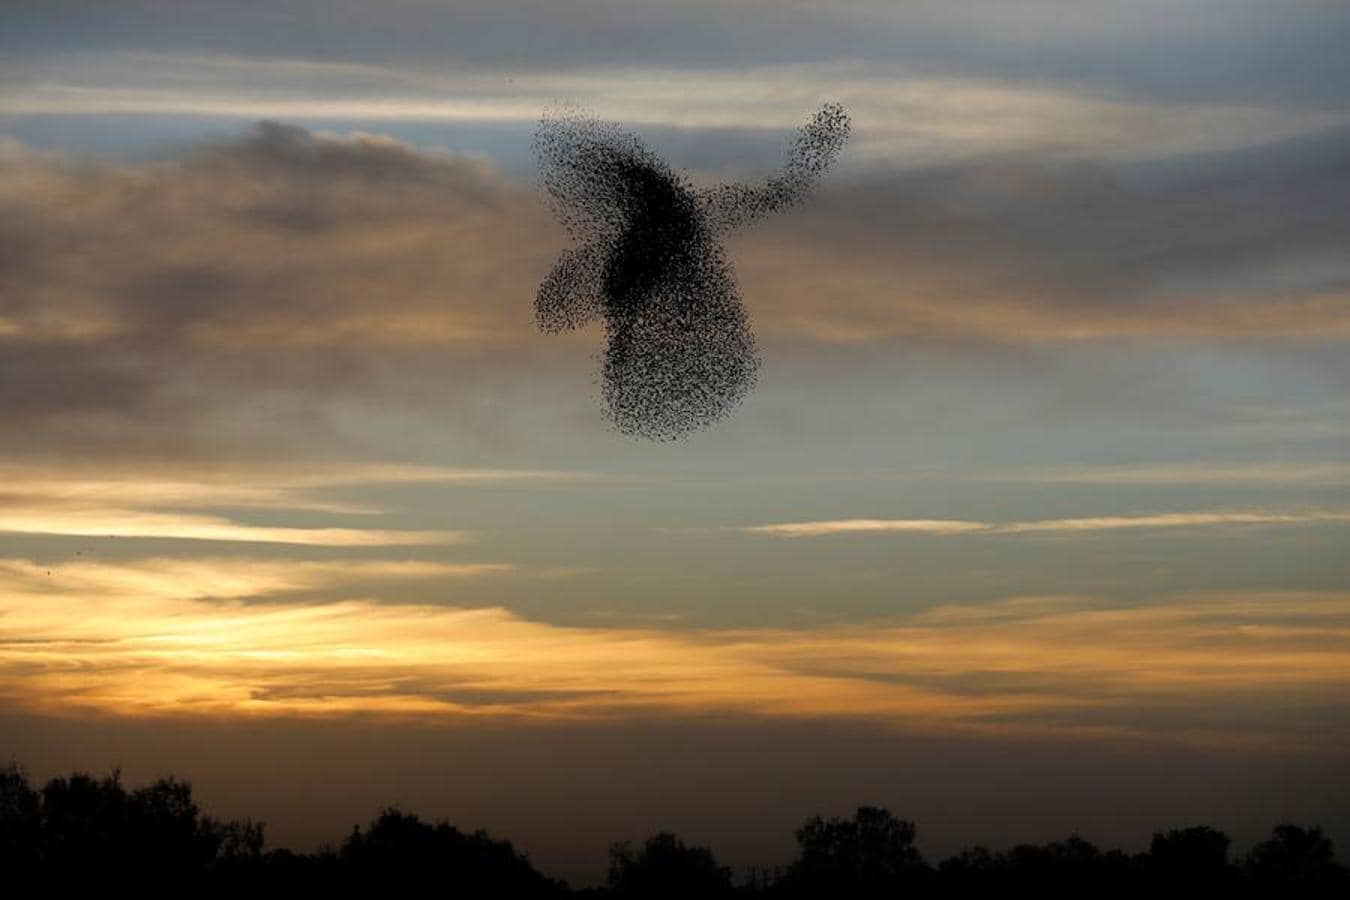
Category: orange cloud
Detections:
[{"x1": 1, "y1": 557, "x2": 1345, "y2": 749}]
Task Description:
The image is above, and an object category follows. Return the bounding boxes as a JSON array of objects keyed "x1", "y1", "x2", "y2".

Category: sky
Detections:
[{"x1": 1, "y1": 0, "x2": 1348, "y2": 885}]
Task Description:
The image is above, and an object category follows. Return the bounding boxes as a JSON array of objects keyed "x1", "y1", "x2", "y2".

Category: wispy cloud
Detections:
[
  {"x1": 997, "y1": 511, "x2": 1350, "y2": 534},
  {"x1": 0, "y1": 557, "x2": 509, "y2": 602},
  {"x1": 0, "y1": 461, "x2": 593, "y2": 545},
  {"x1": 7, "y1": 54, "x2": 1344, "y2": 163},
  {"x1": 742, "y1": 509, "x2": 1350, "y2": 538},
  {"x1": 744, "y1": 519, "x2": 990, "y2": 538},
  {"x1": 0, "y1": 461, "x2": 593, "y2": 510},
  {"x1": 991, "y1": 461, "x2": 1350, "y2": 486},
  {"x1": 0, "y1": 508, "x2": 466, "y2": 546},
  {"x1": 1, "y1": 558, "x2": 1345, "y2": 747}
]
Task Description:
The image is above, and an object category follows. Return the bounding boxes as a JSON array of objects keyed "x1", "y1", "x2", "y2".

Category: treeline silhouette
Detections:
[{"x1": 2, "y1": 763, "x2": 1345, "y2": 897}]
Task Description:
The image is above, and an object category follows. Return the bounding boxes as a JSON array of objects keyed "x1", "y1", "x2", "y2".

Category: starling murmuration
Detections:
[{"x1": 534, "y1": 102, "x2": 851, "y2": 439}]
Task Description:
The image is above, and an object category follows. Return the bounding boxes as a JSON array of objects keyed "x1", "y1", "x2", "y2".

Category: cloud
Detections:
[
  {"x1": 0, "y1": 122, "x2": 559, "y2": 458},
  {"x1": 6, "y1": 55, "x2": 1344, "y2": 164},
  {"x1": 0, "y1": 557, "x2": 508, "y2": 602},
  {"x1": 742, "y1": 509, "x2": 1350, "y2": 538},
  {"x1": 0, "y1": 460, "x2": 593, "y2": 512},
  {"x1": 744, "y1": 519, "x2": 990, "y2": 537},
  {"x1": 1, "y1": 120, "x2": 1348, "y2": 458},
  {"x1": 5, "y1": 2, "x2": 1347, "y2": 108},
  {"x1": 0, "y1": 559, "x2": 1345, "y2": 748},
  {"x1": 0, "y1": 507, "x2": 466, "y2": 546},
  {"x1": 0, "y1": 461, "x2": 588, "y2": 545},
  {"x1": 985, "y1": 461, "x2": 1350, "y2": 486},
  {"x1": 735, "y1": 131, "x2": 1350, "y2": 342},
  {"x1": 999, "y1": 511, "x2": 1350, "y2": 534}
]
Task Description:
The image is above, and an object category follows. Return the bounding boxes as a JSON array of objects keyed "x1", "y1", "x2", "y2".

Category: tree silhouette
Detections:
[
  {"x1": 935, "y1": 844, "x2": 1000, "y2": 895},
  {"x1": 2, "y1": 763, "x2": 262, "y2": 890},
  {"x1": 934, "y1": 835, "x2": 1139, "y2": 897},
  {"x1": 784, "y1": 806, "x2": 930, "y2": 897},
  {"x1": 339, "y1": 807, "x2": 565, "y2": 896},
  {"x1": 1005, "y1": 836, "x2": 1119, "y2": 893},
  {"x1": 1147, "y1": 825, "x2": 1235, "y2": 891},
  {"x1": 1244, "y1": 824, "x2": 1348, "y2": 895},
  {"x1": 0, "y1": 763, "x2": 40, "y2": 876},
  {"x1": 1, "y1": 761, "x2": 1346, "y2": 896},
  {"x1": 607, "y1": 831, "x2": 733, "y2": 898}
]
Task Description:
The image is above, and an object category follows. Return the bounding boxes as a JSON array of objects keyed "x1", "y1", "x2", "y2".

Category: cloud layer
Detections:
[
  {"x1": 2, "y1": 120, "x2": 1348, "y2": 462},
  {"x1": 1, "y1": 554, "x2": 1345, "y2": 749}
]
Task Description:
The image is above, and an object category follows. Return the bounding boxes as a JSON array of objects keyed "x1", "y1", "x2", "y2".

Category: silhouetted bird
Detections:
[{"x1": 534, "y1": 103, "x2": 851, "y2": 440}]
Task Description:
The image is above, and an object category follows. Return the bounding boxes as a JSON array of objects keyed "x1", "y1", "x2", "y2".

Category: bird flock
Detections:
[{"x1": 534, "y1": 102, "x2": 851, "y2": 440}]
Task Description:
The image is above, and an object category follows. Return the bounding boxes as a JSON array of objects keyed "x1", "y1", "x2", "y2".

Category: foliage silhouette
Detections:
[
  {"x1": 608, "y1": 831, "x2": 734, "y2": 898},
  {"x1": 1, "y1": 762, "x2": 1346, "y2": 897},
  {"x1": 1245, "y1": 825, "x2": 1344, "y2": 893},
  {"x1": 1148, "y1": 824, "x2": 1236, "y2": 892},
  {"x1": 782, "y1": 805, "x2": 929, "y2": 897},
  {"x1": 339, "y1": 807, "x2": 566, "y2": 895}
]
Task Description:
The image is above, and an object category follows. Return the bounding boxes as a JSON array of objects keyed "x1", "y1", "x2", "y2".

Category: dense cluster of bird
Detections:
[{"x1": 534, "y1": 102, "x2": 851, "y2": 439}]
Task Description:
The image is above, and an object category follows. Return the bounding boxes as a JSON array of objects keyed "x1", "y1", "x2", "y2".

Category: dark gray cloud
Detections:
[
  {"x1": 736, "y1": 125, "x2": 1350, "y2": 341},
  {"x1": 0, "y1": 123, "x2": 560, "y2": 458}
]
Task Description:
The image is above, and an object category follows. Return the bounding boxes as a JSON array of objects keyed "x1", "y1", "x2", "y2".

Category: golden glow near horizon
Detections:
[
  {"x1": 2, "y1": 551, "x2": 1346, "y2": 748},
  {"x1": 0, "y1": 463, "x2": 1345, "y2": 748}
]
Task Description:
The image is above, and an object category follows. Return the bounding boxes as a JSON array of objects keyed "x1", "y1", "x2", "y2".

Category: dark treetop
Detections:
[{"x1": 2, "y1": 763, "x2": 1346, "y2": 897}]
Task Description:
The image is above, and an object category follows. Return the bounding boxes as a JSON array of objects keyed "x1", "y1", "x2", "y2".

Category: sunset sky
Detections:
[{"x1": 2, "y1": 0, "x2": 1348, "y2": 884}]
